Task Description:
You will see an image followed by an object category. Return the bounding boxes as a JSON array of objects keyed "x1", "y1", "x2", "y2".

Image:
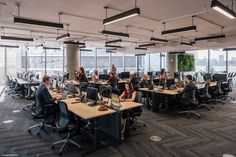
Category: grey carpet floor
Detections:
[{"x1": 1, "y1": 89, "x2": 236, "y2": 157}]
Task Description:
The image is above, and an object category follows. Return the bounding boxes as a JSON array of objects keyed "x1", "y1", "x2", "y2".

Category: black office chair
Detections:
[
  {"x1": 51, "y1": 101, "x2": 80, "y2": 155},
  {"x1": 99, "y1": 85, "x2": 112, "y2": 98},
  {"x1": 179, "y1": 86, "x2": 201, "y2": 119},
  {"x1": 130, "y1": 91, "x2": 146, "y2": 129},
  {"x1": 197, "y1": 83, "x2": 213, "y2": 111},
  {"x1": 12, "y1": 79, "x2": 25, "y2": 99},
  {"x1": 22, "y1": 86, "x2": 38, "y2": 111},
  {"x1": 222, "y1": 79, "x2": 235, "y2": 101},
  {"x1": 28, "y1": 93, "x2": 55, "y2": 136},
  {"x1": 79, "y1": 82, "x2": 88, "y2": 96},
  {"x1": 210, "y1": 81, "x2": 226, "y2": 105}
]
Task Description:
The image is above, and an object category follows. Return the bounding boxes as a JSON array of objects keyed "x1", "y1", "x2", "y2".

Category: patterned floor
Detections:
[{"x1": 0, "y1": 89, "x2": 236, "y2": 157}]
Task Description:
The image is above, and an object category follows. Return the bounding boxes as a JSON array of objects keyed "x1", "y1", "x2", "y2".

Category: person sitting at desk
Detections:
[
  {"x1": 140, "y1": 74, "x2": 150, "y2": 88},
  {"x1": 92, "y1": 70, "x2": 99, "y2": 82},
  {"x1": 160, "y1": 68, "x2": 168, "y2": 79},
  {"x1": 108, "y1": 72, "x2": 117, "y2": 89},
  {"x1": 130, "y1": 72, "x2": 139, "y2": 87},
  {"x1": 180, "y1": 75, "x2": 196, "y2": 98},
  {"x1": 77, "y1": 67, "x2": 88, "y2": 82},
  {"x1": 119, "y1": 82, "x2": 137, "y2": 102}
]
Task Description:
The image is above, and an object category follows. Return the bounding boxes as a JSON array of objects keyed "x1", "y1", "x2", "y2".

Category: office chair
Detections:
[
  {"x1": 28, "y1": 93, "x2": 55, "y2": 136},
  {"x1": 179, "y1": 86, "x2": 201, "y2": 119},
  {"x1": 99, "y1": 85, "x2": 112, "y2": 98},
  {"x1": 130, "y1": 91, "x2": 146, "y2": 129},
  {"x1": 222, "y1": 79, "x2": 235, "y2": 101},
  {"x1": 12, "y1": 79, "x2": 25, "y2": 99},
  {"x1": 79, "y1": 82, "x2": 88, "y2": 96},
  {"x1": 22, "y1": 86, "x2": 38, "y2": 111},
  {"x1": 210, "y1": 81, "x2": 226, "y2": 105},
  {"x1": 197, "y1": 83, "x2": 213, "y2": 111},
  {"x1": 51, "y1": 101, "x2": 80, "y2": 155}
]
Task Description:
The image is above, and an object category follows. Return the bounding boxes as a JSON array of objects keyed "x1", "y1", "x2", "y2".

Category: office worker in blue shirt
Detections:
[{"x1": 181, "y1": 75, "x2": 196, "y2": 99}]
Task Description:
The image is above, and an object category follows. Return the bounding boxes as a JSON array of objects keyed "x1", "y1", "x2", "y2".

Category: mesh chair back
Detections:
[
  {"x1": 57, "y1": 101, "x2": 70, "y2": 131},
  {"x1": 35, "y1": 93, "x2": 45, "y2": 115},
  {"x1": 80, "y1": 82, "x2": 88, "y2": 92},
  {"x1": 100, "y1": 85, "x2": 112, "y2": 98},
  {"x1": 135, "y1": 91, "x2": 142, "y2": 103}
]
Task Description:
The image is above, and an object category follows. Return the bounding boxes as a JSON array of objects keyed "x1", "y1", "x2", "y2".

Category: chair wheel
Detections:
[
  {"x1": 28, "y1": 129, "x2": 31, "y2": 133},
  {"x1": 51, "y1": 145, "x2": 55, "y2": 149}
]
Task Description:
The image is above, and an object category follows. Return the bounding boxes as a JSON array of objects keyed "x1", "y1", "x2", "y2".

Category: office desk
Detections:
[
  {"x1": 89, "y1": 81, "x2": 108, "y2": 85},
  {"x1": 139, "y1": 88, "x2": 180, "y2": 95}
]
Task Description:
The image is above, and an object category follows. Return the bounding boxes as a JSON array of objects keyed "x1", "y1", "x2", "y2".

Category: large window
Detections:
[
  {"x1": 81, "y1": 49, "x2": 95, "y2": 73},
  {"x1": 110, "y1": 52, "x2": 124, "y2": 73},
  {"x1": 124, "y1": 54, "x2": 136, "y2": 73},
  {"x1": 0, "y1": 48, "x2": 5, "y2": 85},
  {"x1": 7, "y1": 47, "x2": 23, "y2": 77},
  {"x1": 187, "y1": 50, "x2": 209, "y2": 72},
  {"x1": 96, "y1": 48, "x2": 109, "y2": 73},
  {"x1": 227, "y1": 50, "x2": 236, "y2": 73},
  {"x1": 46, "y1": 48, "x2": 64, "y2": 76},
  {"x1": 210, "y1": 49, "x2": 226, "y2": 73}
]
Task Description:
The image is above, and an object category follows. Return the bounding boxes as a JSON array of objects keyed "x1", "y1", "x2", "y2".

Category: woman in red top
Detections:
[
  {"x1": 119, "y1": 82, "x2": 137, "y2": 102},
  {"x1": 160, "y1": 68, "x2": 168, "y2": 79}
]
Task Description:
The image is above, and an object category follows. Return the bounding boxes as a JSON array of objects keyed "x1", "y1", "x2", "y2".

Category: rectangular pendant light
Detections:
[
  {"x1": 102, "y1": 30, "x2": 129, "y2": 37},
  {"x1": 135, "y1": 53, "x2": 146, "y2": 56},
  {"x1": 103, "y1": 8, "x2": 140, "y2": 25},
  {"x1": 43, "y1": 47, "x2": 61, "y2": 50},
  {"x1": 223, "y1": 48, "x2": 236, "y2": 51},
  {"x1": 139, "y1": 43, "x2": 156, "y2": 47},
  {"x1": 56, "y1": 33, "x2": 70, "y2": 41},
  {"x1": 105, "y1": 45, "x2": 123, "y2": 48},
  {"x1": 106, "y1": 50, "x2": 117, "y2": 53},
  {"x1": 150, "y1": 37, "x2": 168, "y2": 43},
  {"x1": 0, "y1": 44, "x2": 19, "y2": 48},
  {"x1": 180, "y1": 42, "x2": 192, "y2": 46},
  {"x1": 135, "y1": 47, "x2": 147, "y2": 50},
  {"x1": 161, "y1": 25, "x2": 197, "y2": 35},
  {"x1": 14, "y1": 17, "x2": 64, "y2": 29},
  {"x1": 211, "y1": 0, "x2": 236, "y2": 19},
  {"x1": 105, "y1": 39, "x2": 122, "y2": 44},
  {"x1": 194, "y1": 34, "x2": 225, "y2": 41},
  {"x1": 63, "y1": 41, "x2": 85, "y2": 45},
  {"x1": 79, "y1": 45, "x2": 86, "y2": 49},
  {"x1": 80, "y1": 49, "x2": 92, "y2": 52},
  {"x1": 1, "y1": 36, "x2": 34, "y2": 42}
]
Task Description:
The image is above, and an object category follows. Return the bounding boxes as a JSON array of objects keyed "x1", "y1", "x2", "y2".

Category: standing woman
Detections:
[
  {"x1": 160, "y1": 68, "x2": 168, "y2": 79},
  {"x1": 78, "y1": 67, "x2": 88, "y2": 82},
  {"x1": 111, "y1": 64, "x2": 117, "y2": 75},
  {"x1": 119, "y1": 82, "x2": 137, "y2": 102}
]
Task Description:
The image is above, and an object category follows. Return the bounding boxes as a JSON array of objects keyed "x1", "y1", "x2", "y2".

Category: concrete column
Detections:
[
  {"x1": 66, "y1": 44, "x2": 80, "y2": 79},
  {"x1": 167, "y1": 53, "x2": 177, "y2": 78}
]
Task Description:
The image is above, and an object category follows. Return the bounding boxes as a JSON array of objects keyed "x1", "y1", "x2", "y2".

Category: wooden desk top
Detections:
[
  {"x1": 139, "y1": 88, "x2": 180, "y2": 95},
  {"x1": 89, "y1": 81, "x2": 108, "y2": 85},
  {"x1": 116, "y1": 102, "x2": 143, "y2": 111},
  {"x1": 62, "y1": 98, "x2": 116, "y2": 120},
  {"x1": 118, "y1": 80, "x2": 129, "y2": 84}
]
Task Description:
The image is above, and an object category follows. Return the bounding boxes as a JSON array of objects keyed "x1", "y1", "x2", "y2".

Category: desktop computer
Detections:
[
  {"x1": 120, "y1": 72, "x2": 130, "y2": 80},
  {"x1": 99, "y1": 74, "x2": 110, "y2": 81},
  {"x1": 86, "y1": 87, "x2": 98, "y2": 105},
  {"x1": 213, "y1": 73, "x2": 227, "y2": 82}
]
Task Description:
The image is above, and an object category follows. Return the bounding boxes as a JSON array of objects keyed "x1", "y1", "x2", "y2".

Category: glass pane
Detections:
[
  {"x1": 228, "y1": 50, "x2": 236, "y2": 74},
  {"x1": 81, "y1": 49, "x2": 95, "y2": 73},
  {"x1": 7, "y1": 47, "x2": 23, "y2": 77},
  {"x1": 210, "y1": 49, "x2": 226, "y2": 73},
  {"x1": 186, "y1": 50, "x2": 208, "y2": 72},
  {"x1": 46, "y1": 48, "x2": 64, "y2": 76},
  {"x1": 111, "y1": 52, "x2": 124, "y2": 73},
  {"x1": 124, "y1": 54, "x2": 136, "y2": 73},
  {"x1": 149, "y1": 53, "x2": 161, "y2": 72},
  {"x1": 0, "y1": 48, "x2": 5, "y2": 85},
  {"x1": 97, "y1": 48, "x2": 109, "y2": 74}
]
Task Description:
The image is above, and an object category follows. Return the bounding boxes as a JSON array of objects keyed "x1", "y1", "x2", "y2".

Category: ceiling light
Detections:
[
  {"x1": 1, "y1": 36, "x2": 34, "y2": 42},
  {"x1": 0, "y1": 44, "x2": 19, "y2": 48},
  {"x1": 150, "y1": 37, "x2": 168, "y2": 43},
  {"x1": 80, "y1": 49, "x2": 92, "y2": 52},
  {"x1": 63, "y1": 41, "x2": 85, "y2": 45},
  {"x1": 161, "y1": 25, "x2": 197, "y2": 35},
  {"x1": 223, "y1": 48, "x2": 236, "y2": 51},
  {"x1": 135, "y1": 53, "x2": 146, "y2": 56},
  {"x1": 211, "y1": 0, "x2": 236, "y2": 19},
  {"x1": 105, "y1": 39, "x2": 122, "y2": 44},
  {"x1": 14, "y1": 17, "x2": 64, "y2": 28},
  {"x1": 194, "y1": 34, "x2": 225, "y2": 41},
  {"x1": 105, "y1": 45, "x2": 123, "y2": 48},
  {"x1": 135, "y1": 47, "x2": 147, "y2": 50},
  {"x1": 79, "y1": 45, "x2": 86, "y2": 49},
  {"x1": 106, "y1": 49, "x2": 117, "y2": 53},
  {"x1": 43, "y1": 47, "x2": 61, "y2": 50},
  {"x1": 139, "y1": 43, "x2": 156, "y2": 47},
  {"x1": 56, "y1": 33, "x2": 70, "y2": 41},
  {"x1": 102, "y1": 30, "x2": 129, "y2": 37},
  {"x1": 103, "y1": 8, "x2": 140, "y2": 25},
  {"x1": 180, "y1": 42, "x2": 192, "y2": 46}
]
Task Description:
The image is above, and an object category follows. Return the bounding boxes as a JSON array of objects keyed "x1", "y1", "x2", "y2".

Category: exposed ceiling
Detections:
[{"x1": 0, "y1": 0, "x2": 236, "y2": 52}]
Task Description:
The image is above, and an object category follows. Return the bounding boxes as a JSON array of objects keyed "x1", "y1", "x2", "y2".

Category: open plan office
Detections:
[{"x1": 1, "y1": 0, "x2": 236, "y2": 157}]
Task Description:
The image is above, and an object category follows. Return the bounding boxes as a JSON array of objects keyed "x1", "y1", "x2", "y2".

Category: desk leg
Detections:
[{"x1": 91, "y1": 118, "x2": 100, "y2": 150}]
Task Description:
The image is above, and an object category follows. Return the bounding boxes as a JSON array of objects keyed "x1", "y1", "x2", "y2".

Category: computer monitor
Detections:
[
  {"x1": 166, "y1": 79, "x2": 175, "y2": 88},
  {"x1": 86, "y1": 87, "x2": 98, "y2": 102},
  {"x1": 67, "y1": 83, "x2": 78, "y2": 96},
  {"x1": 120, "y1": 72, "x2": 130, "y2": 80},
  {"x1": 213, "y1": 73, "x2": 227, "y2": 82},
  {"x1": 174, "y1": 72, "x2": 180, "y2": 79},
  {"x1": 147, "y1": 72, "x2": 153, "y2": 77},
  {"x1": 99, "y1": 74, "x2": 109, "y2": 81},
  {"x1": 52, "y1": 79, "x2": 57, "y2": 89},
  {"x1": 155, "y1": 71, "x2": 161, "y2": 77},
  {"x1": 204, "y1": 73, "x2": 213, "y2": 81},
  {"x1": 153, "y1": 78, "x2": 165, "y2": 86},
  {"x1": 100, "y1": 86, "x2": 112, "y2": 98}
]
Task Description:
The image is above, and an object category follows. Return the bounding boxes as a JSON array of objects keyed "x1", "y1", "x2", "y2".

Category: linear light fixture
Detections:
[
  {"x1": 79, "y1": 45, "x2": 86, "y2": 49},
  {"x1": 80, "y1": 49, "x2": 92, "y2": 52},
  {"x1": 1, "y1": 35, "x2": 34, "y2": 41},
  {"x1": 223, "y1": 48, "x2": 236, "y2": 51},
  {"x1": 0, "y1": 44, "x2": 19, "y2": 48},
  {"x1": 56, "y1": 33, "x2": 70, "y2": 41},
  {"x1": 135, "y1": 53, "x2": 146, "y2": 56},
  {"x1": 180, "y1": 42, "x2": 193, "y2": 46},
  {"x1": 105, "y1": 39, "x2": 122, "y2": 44},
  {"x1": 103, "y1": 8, "x2": 140, "y2": 25},
  {"x1": 14, "y1": 17, "x2": 64, "y2": 28},
  {"x1": 105, "y1": 45, "x2": 123, "y2": 48},
  {"x1": 135, "y1": 47, "x2": 147, "y2": 50},
  {"x1": 194, "y1": 34, "x2": 225, "y2": 41},
  {"x1": 106, "y1": 49, "x2": 117, "y2": 53},
  {"x1": 43, "y1": 47, "x2": 61, "y2": 50},
  {"x1": 161, "y1": 25, "x2": 197, "y2": 35},
  {"x1": 63, "y1": 41, "x2": 85, "y2": 45},
  {"x1": 150, "y1": 37, "x2": 168, "y2": 43},
  {"x1": 139, "y1": 43, "x2": 156, "y2": 47},
  {"x1": 102, "y1": 30, "x2": 129, "y2": 37},
  {"x1": 211, "y1": 0, "x2": 236, "y2": 19}
]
